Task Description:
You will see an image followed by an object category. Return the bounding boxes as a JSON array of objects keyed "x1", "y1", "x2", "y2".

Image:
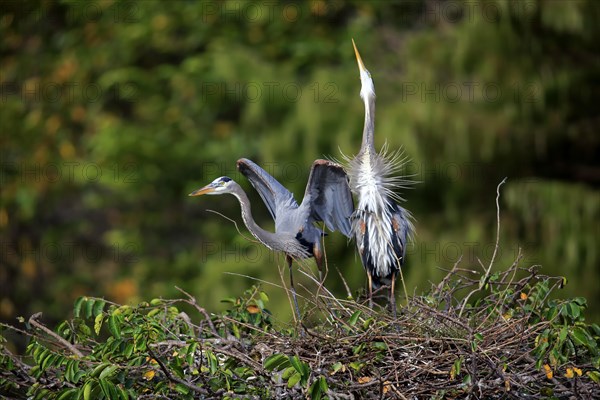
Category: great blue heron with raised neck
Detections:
[
  {"x1": 189, "y1": 158, "x2": 354, "y2": 320},
  {"x1": 345, "y1": 40, "x2": 414, "y2": 317}
]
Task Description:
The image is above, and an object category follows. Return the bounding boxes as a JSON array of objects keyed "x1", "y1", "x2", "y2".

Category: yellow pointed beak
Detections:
[
  {"x1": 352, "y1": 38, "x2": 366, "y2": 73},
  {"x1": 188, "y1": 185, "x2": 214, "y2": 196}
]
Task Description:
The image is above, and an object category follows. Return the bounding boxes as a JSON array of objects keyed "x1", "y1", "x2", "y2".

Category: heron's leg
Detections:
[
  {"x1": 367, "y1": 271, "x2": 373, "y2": 309},
  {"x1": 286, "y1": 255, "x2": 302, "y2": 321},
  {"x1": 390, "y1": 271, "x2": 397, "y2": 319},
  {"x1": 313, "y1": 243, "x2": 324, "y2": 283}
]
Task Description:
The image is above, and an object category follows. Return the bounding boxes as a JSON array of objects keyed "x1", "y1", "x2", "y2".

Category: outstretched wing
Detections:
[
  {"x1": 237, "y1": 158, "x2": 298, "y2": 221},
  {"x1": 303, "y1": 159, "x2": 354, "y2": 238}
]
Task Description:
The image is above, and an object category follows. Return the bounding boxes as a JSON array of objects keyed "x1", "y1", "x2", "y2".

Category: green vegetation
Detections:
[
  {"x1": 1, "y1": 256, "x2": 599, "y2": 398},
  {"x1": 1, "y1": 0, "x2": 599, "y2": 361}
]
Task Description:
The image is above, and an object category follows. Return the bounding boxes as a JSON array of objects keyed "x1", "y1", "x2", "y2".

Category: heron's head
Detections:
[
  {"x1": 352, "y1": 39, "x2": 375, "y2": 101},
  {"x1": 189, "y1": 176, "x2": 234, "y2": 196}
]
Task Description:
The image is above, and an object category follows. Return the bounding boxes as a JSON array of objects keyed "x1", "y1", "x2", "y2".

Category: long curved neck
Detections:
[
  {"x1": 361, "y1": 95, "x2": 376, "y2": 156},
  {"x1": 230, "y1": 183, "x2": 278, "y2": 249}
]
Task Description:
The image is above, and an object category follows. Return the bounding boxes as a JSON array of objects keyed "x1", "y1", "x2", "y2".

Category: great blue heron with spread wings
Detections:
[
  {"x1": 345, "y1": 40, "x2": 414, "y2": 317},
  {"x1": 189, "y1": 158, "x2": 354, "y2": 320}
]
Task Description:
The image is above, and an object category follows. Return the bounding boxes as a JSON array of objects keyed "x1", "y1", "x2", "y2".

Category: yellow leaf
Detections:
[
  {"x1": 246, "y1": 305, "x2": 260, "y2": 314},
  {"x1": 143, "y1": 370, "x2": 155, "y2": 380},
  {"x1": 382, "y1": 381, "x2": 391, "y2": 394},
  {"x1": 520, "y1": 292, "x2": 528, "y2": 300},
  {"x1": 565, "y1": 368, "x2": 574, "y2": 378},
  {"x1": 573, "y1": 367, "x2": 582, "y2": 376},
  {"x1": 357, "y1": 376, "x2": 371, "y2": 384},
  {"x1": 543, "y1": 364, "x2": 553, "y2": 379}
]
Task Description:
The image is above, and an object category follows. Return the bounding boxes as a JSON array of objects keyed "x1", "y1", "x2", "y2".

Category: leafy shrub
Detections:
[{"x1": 2, "y1": 259, "x2": 599, "y2": 399}]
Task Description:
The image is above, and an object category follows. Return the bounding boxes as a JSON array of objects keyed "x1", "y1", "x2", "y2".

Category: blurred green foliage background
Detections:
[{"x1": 1, "y1": 0, "x2": 599, "y2": 342}]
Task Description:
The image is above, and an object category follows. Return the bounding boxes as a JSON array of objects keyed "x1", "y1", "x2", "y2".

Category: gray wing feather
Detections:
[
  {"x1": 304, "y1": 160, "x2": 354, "y2": 238},
  {"x1": 237, "y1": 158, "x2": 298, "y2": 221}
]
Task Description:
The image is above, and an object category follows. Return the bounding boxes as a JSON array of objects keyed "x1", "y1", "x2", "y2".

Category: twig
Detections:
[
  {"x1": 147, "y1": 347, "x2": 211, "y2": 396},
  {"x1": 28, "y1": 313, "x2": 83, "y2": 358},
  {"x1": 459, "y1": 178, "x2": 507, "y2": 317},
  {"x1": 335, "y1": 264, "x2": 354, "y2": 300},
  {"x1": 211, "y1": 346, "x2": 264, "y2": 373},
  {"x1": 175, "y1": 286, "x2": 219, "y2": 337},
  {"x1": 206, "y1": 209, "x2": 259, "y2": 245},
  {"x1": 488, "y1": 177, "x2": 508, "y2": 275}
]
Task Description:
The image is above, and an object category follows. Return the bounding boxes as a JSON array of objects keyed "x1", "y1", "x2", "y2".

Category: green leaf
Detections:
[
  {"x1": 571, "y1": 326, "x2": 591, "y2": 346},
  {"x1": 231, "y1": 323, "x2": 240, "y2": 339},
  {"x1": 83, "y1": 380, "x2": 93, "y2": 400},
  {"x1": 559, "y1": 277, "x2": 568, "y2": 288},
  {"x1": 116, "y1": 385, "x2": 129, "y2": 400},
  {"x1": 94, "y1": 313, "x2": 104, "y2": 335},
  {"x1": 289, "y1": 356, "x2": 303, "y2": 374},
  {"x1": 124, "y1": 343, "x2": 134, "y2": 359},
  {"x1": 348, "y1": 310, "x2": 361, "y2": 326},
  {"x1": 287, "y1": 371, "x2": 301, "y2": 388},
  {"x1": 74, "y1": 297, "x2": 86, "y2": 318},
  {"x1": 282, "y1": 366, "x2": 297, "y2": 380},
  {"x1": 67, "y1": 360, "x2": 79, "y2": 383},
  {"x1": 172, "y1": 363, "x2": 185, "y2": 379},
  {"x1": 558, "y1": 326, "x2": 568, "y2": 344},
  {"x1": 362, "y1": 317, "x2": 375, "y2": 330},
  {"x1": 64, "y1": 359, "x2": 74, "y2": 382},
  {"x1": 40, "y1": 353, "x2": 56, "y2": 371},
  {"x1": 108, "y1": 315, "x2": 122, "y2": 339},
  {"x1": 150, "y1": 298, "x2": 163, "y2": 306},
  {"x1": 84, "y1": 298, "x2": 96, "y2": 319},
  {"x1": 451, "y1": 358, "x2": 462, "y2": 380},
  {"x1": 462, "y1": 373, "x2": 472, "y2": 386},
  {"x1": 349, "y1": 361, "x2": 363, "y2": 371},
  {"x1": 206, "y1": 350, "x2": 218, "y2": 374},
  {"x1": 570, "y1": 303, "x2": 581, "y2": 319},
  {"x1": 573, "y1": 297, "x2": 587, "y2": 307},
  {"x1": 352, "y1": 343, "x2": 366, "y2": 355},
  {"x1": 92, "y1": 300, "x2": 106, "y2": 317},
  {"x1": 259, "y1": 291, "x2": 269, "y2": 303},
  {"x1": 572, "y1": 326, "x2": 598, "y2": 354},
  {"x1": 99, "y1": 364, "x2": 118, "y2": 380},
  {"x1": 587, "y1": 371, "x2": 600, "y2": 384},
  {"x1": 264, "y1": 353, "x2": 290, "y2": 371},
  {"x1": 56, "y1": 388, "x2": 78, "y2": 400},
  {"x1": 147, "y1": 308, "x2": 161, "y2": 318},
  {"x1": 91, "y1": 362, "x2": 111, "y2": 378},
  {"x1": 99, "y1": 378, "x2": 115, "y2": 399},
  {"x1": 319, "y1": 375, "x2": 328, "y2": 392},
  {"x1": 309, "y1": 376, "x2": 327, "y2": 400},
  {"x1": 186, "y1": 342, "x2": 198, "y2": 366},
  {"x1": 73, "y1": 369, "x2": 86, "y2": 384},
  {"x1": 372, "y1": 341, "x2": 387, "y2": 351},
  {"x1": 331, "y1": 362, "x2": 343, "y2": 374},
  {"x1": 175, "y1": 383, "x2": 190, "y2": 395}
]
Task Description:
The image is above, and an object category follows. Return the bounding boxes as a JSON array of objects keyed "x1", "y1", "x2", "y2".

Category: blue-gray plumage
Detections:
[
  {"x1": 345, "y1": 40, "x2": 414, "y2": 317},
  {"x1": 190, "y1": 158, "x2": 354, "y2": 320}
]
